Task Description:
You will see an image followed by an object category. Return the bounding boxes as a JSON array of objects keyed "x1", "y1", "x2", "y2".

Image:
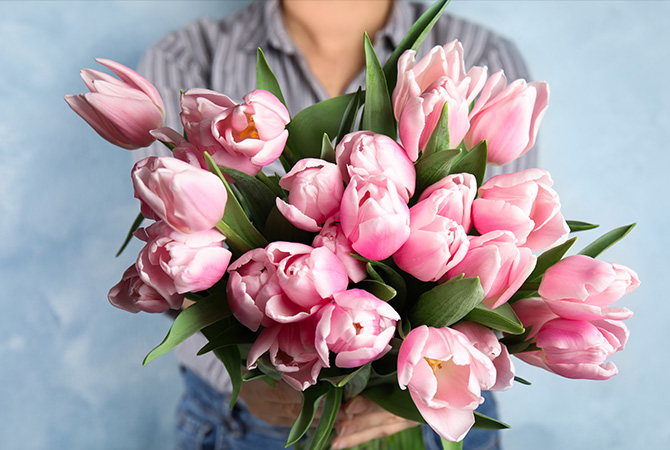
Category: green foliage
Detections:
[
  {"x1": 567, "y1": 220, "x2": 599, "y2": 232},
  {"x1": 449, "y1": 140, "x2": 488, "y2": 187},
  {"x1": 357, "y1": 280, "x2": 397, "y2": 301},
  {"x1": 143, "y1": 295, "x2": 232, "y2": 365},
  {"x1": 303, "y1": 386, "x2": 343, "y2": 450},
  {"x1": 287, "y1": 383, "x2": 332, "y2": 447},
  {"x1": 414, "y1": 149, "x2": 461, "y2": 198},
  {"x1": 409, "y1": 276, "x2": 485, "y2": 328},
  {"x1": 320, "y1": 133, "x2": 336, "y2": 163},
  {"x1": 220, "y1": 167, "x2": 277, "y2": 233},
  {"x1": 337, "y1": 87, "x2": 363, "y2": 142},
  {"x1": 115, "y1": 212, "x2": 143, "y2": 257},
  {"x1": 473, "y1": 411, "x2": 510, "y2": 430},
  {"x1": 256, "y1": 48, "x2": 287, "y2": 108},
  {"x1": 526, "y1": 237, "x2": 577, "y2": 283},
  {"x1": 423, "y1": 102, "x2": 451, "y2": 156},
  {"x1": 363, "y1": 383, "x2": 425, "y2": 423},
  {"x1": 361, "y1": 33, "x2": 396, "y2": 138},
  {"x1": 214, "y1": 344, "x2": 243, "y2": 409},
  {"x1": 463, "y1": 302, "x2": 525, "y2": 335},
  {"x1": 579, "y1": 223, "x2": 636, "y2": 258}
]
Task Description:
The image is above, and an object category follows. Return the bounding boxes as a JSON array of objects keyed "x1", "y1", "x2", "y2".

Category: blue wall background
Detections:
[{"x1": 0, "y1": 1, "x2": 666, "y2": 449}]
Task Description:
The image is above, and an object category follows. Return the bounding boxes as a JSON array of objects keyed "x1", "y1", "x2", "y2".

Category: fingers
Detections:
[
  {"x1": 239, "y1": 378, "x2": 303, "y2": 427},
  {"x1": 330, "y1": 397, "x2": 419, "y2": 449}
]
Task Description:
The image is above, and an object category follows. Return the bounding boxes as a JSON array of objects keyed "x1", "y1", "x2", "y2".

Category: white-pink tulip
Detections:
[
  {"x1": 312, "y1": 216, "x2": 367, "y2": 283},
  {"x1": 108, "y1": 264, "x2": 184, "y2": 313},
  {"x1": 65, "y1": 58, "x2": 165, "y2": 149}
]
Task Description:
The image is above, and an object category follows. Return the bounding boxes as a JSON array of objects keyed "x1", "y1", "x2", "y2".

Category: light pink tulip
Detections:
[
  {"x1": 393, "y1": 192, "x2": 469, "y2": 282},
  {"x1": 398, "y1": 326, "x2": 496, "y2": 442},
  {"x1": 266, "y1": 242, "x2": 349, "y2": 313},
  {"x1": 335, "y1": 131, "x2": 416, "y2": 200},
  {"x1": 417, "y1": 173, "x2": 477, "y2": 232},
  {"x1": 65, "y1": 58, "x2": 165, "y2": 149},
  {"x1": 180, "y1": 88, "x2": 290, "y2": 175},
  {"x1": 446, "y1": 231, "x2": 536, "y2": 309},
  {"x1": 108, "y1": 264, "x2": 184, "y2": 313},
  {"x1": 135, "y1": 222, "x2": 231, "y2": 299},
  {"x1": 513, "y1": 297, "x2": 630, "y2": 380},
  {"x1": 150, "y1": 127, "x2": 207, "y2": 168},
  {"x1": 276, "y1": 159, "x2": 344, "y2": 232},
  {"x1": 393, "y1": 42, "x2": 488, "y2": 160},
  {"x1": 452, "y1": 322, "x2": 515, "y2": 391},
  {"x1": 464, "y1": 71, "x2": 549, "y2": 166},
  {"x1": 247, "y1": 318, "x2": 325, "y2": 391},
  {"x1": 472, "y1": 168, "x2": 570, "y2": 251},
  {"x1": 312, "y1": 216, "x2": 367, "y2": 283},
  {"x1": 538, "y1": 255, "x2": 639, "y2": 321},
  {"x1": 132, "y1": 156, "x2": 227, "y2": 234},
  {"x1": 314, "y1": 289, "x2": 400, "y2": 368},
  {"x1": 340, "y1": 175, "x2": 411, "y2": 261}
]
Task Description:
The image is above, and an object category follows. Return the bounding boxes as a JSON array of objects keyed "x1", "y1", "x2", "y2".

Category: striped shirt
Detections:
[{"x1": 138, "y1": 0, "x2": 537, "y2": 393}]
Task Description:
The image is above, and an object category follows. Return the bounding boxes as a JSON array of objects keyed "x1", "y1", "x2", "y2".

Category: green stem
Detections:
[
  {"x1": 441, "y1": 438, "x2": 463, "y2": 450},
  {"x1": 216, "y1": 220, "x2": 254, "y2": 254},
  {"x1": 519, "y1": 281, "x2": 540, "y2": 291}
]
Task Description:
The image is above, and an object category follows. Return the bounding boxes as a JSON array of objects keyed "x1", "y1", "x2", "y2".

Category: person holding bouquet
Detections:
[{"x1": 134, "y1": 1, "x2": 536, "y2": 449}]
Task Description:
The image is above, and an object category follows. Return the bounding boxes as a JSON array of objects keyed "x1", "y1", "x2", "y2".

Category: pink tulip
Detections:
[
  {"x1": 393, "y1": 42, "x2": 488, "y2": 160},
  {"x1": 312, "y1": 216, "x2": 367, "y2": 283},
  {"x1": 314, "y1": 289, "x2": 400, "y2": 368},
  {"x1": 180, "y1": 88, "x2": 290, "y2": 175},
  {"x1": 108, "y1": 264, "x2": 184, "y2": 313},
  {"x1": 65, "y1": 58, "x2": 165, "y2": 149},
  {"x1": 398, "y1": 326, "x2": 496, "y2": 442},
  {"x1": 513, "y1": 297, "x2": 630, "y2": 380},
  {"x1": 150, "y1": 127, "x2": 207, "y2": 168},
  {"x1": 393, "y1": 191, "x2": 469, "y2": 282},
  {"x1": 340, "y1": 175, "x2": 411, "y2": 261},
  {"x1": 464, "y1": 71, "x2": 549, "y2": 166},
  {"x1": 472, "y1": 168, "x2": 570, "y2": 251},
  {"x1": 266, "y1": 242, "x2": 349, "y2": 314},
  {"x1": 335, "y1": 131, "x2": 416, "y2": 201},
  {"x1": 452, "y1": 322, "x2": 515, "y2": 391},
  {"x1": 538, "y1": 255, "x2": 639, "y2": 321},
  {"x1": 276, "y1": 158, "x2": 344, "y2": 232},
  {"x1": 247, "y1": 318, "x2": 325, "y2": 391},
  {"x1": 132, "y1": 156, "x2": 227, "y2": 234},
  {"x1": 417, "y1": 173, "x2": 477, "y2": 232},
  {"x1": 135, "y1": 222, "x2": 231, "y2": 299},
  {"x1": 446, "y1": 231, "x2": 536, "y2": 309}
]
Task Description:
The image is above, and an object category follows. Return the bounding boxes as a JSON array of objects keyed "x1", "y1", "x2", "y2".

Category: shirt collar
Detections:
[{"x1": 242, "y1": 0, "x2": 413, "y2": 55}]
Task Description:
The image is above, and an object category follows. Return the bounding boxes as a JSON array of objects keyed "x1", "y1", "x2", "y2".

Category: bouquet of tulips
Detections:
[{"x1": 66, "y1": 1, "x2": 639, "y2": 448}]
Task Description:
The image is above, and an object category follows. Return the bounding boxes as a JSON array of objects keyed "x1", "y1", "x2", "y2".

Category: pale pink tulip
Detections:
[
  {"x1": 417, "y1": 173, "x2": 477, "y2": 232},
  {"x1": 446, "y1": 231, "x2": 536, "y2": 309},
  {"x1": 266, "y1": 242, "x2": 349, "y2": 314},
  {"x1": 340, "y1": 175, "x2": 411, "y2": 261},
  {"x1": 464, "y1": 71, "x2": 549, "y2": 166},
  {"x1": 108, "y1": 264, "x2": 184, "y2": 313},
  {"x1": 276, "y1": 159, "x2": 344, "y2": 232},
  {"x1": 132, "y1": 156, "x2": 227, "y2": 234},
  {"x1": 150, "y1": 127, "x2": 207, "y2": 168},
  {"x1": 452, "y1": 322, "x2": 515, "y2": 391},
  {"x1": 180, "y1": 88, "x2": 290, "y2": 175},
  {"x1": 314, "y1": 289, "x2": 400, "y2": 368},
  {"x1": 393, "y1": 42, "x2": 488, "y2": 159},
  {"x1": 247, "y1": 318, "x2": 325, "y2": 391},
  {"x1": 65, "y1": 58, "x2": 165, "y2": 149},
  {"x1": 538, "y1": 255, "x2": 639, "y2": 321},
  {"x1": 335, "y1": 131, "x2": 416, "y2": 200},
  {"x1": 472, "y1": 168, "x2": 570, "y2": 251},
  {"x1": 394, "y1": 192, "x2": 469, "y2": 282},
  {"x1": 135, "y1": 222, "x2": 231, "y2": 299},
  {"x1": 398, "y1": 326, "x2": 496, "y2": 442},
  {"x1": 312, "y1": 216, "x2": 367, "y2": 283}
]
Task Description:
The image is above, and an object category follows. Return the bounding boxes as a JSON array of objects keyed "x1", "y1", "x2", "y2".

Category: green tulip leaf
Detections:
[
  {"x1": 363, "y1": 383, "x2": 425, "y2": 424},
  {"x1": 423, "y1": 102, "x2": 451, "y2": 157},
  {"x1": 286, "y1": 93, "x2": 356, "y2": 160},
  {"x1": 409, "y1": 276, "x2": 485, "y2": 328},
  {"x1": 567, "y1": 220, "x2": 599, "y2": 232},
  {"x1": 449, "y1": 140, "x2": 488, "y2": 187},
  {"x1": 383, "y1": 0, "x2": 451, "y2": 94},
  {"x1": 115, "y1": 212, "x2": 144, "y2": 257},
  {"x1": 414, "y1": 149, "x2": 462, "y2": 199},
  {"x1": 256, "y1": 48, "x2": 287, "y2": 109},
  {"x1": 220, "y1": 167, "x2": 278, "y2": 233},
  {"x1": 462, "y1": 302, "x2": 525, "y2": 335},
  {"x1": 214, "y1": 344, "x2": 243, "y2": 409},
  {"x1": 579, "y1": 223, "x2": 636, "y2": 258},
  {"x1": 362, "y1": 32, "x2": 396, "y2": 138},
  {"x1": 514, "y1": 376, "x2": 532, "y2": 385},
  {"x1": 473, "y1": 412, "x2": 510, "y2": 430},
  {"x1": 336, "y1": 87, "x2": 363, "y2": 142},
  {"x1": 320, "y1": 133, "x2": 336, "y2": 163},
  {"x1": 357, "y1": 279, "x2": 397, "y2": 301},
  {"x1": 143, "y1": 294, "x2": 232, "y2": 365},
  {"x1": 526, "y1": 237, "x2": 577, "y2": 283},
  {"x1": 304, "y1": 386, "x2": 343, "y2": 450},
  {"x1": 196, "y1": 319, "x2": 257, "y2": 355},
  {"x1": 287, "y1": 382, "x2": 332, "y2": 447}
]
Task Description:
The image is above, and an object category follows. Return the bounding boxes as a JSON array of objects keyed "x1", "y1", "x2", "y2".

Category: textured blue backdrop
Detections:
[{"x1": 0, "y1": 1, "x2": 666, "y2": 449}]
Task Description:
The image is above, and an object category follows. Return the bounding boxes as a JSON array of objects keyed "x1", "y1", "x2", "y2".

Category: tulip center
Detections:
[
  {"x1": 353, "y1": 322, "x2": 363, "y2": 335},
  {"x1": 238, "y1": 115, "x2": 259, "y2": 140},
  {"x1": 424, "y1": 357, "x2": 444, "y2": 374}
]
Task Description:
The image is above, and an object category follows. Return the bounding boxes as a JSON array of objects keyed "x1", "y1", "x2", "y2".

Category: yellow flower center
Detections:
[{"x1": 238, "y1": 115, "x2": 259, "y2": 140}]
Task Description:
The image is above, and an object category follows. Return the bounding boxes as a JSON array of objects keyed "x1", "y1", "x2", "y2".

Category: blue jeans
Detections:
[{"x1": 175, "y1": 368, "x2": 501, "y2": 450}]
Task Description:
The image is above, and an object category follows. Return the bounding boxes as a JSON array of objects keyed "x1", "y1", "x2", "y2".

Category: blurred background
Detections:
[{"x1": 0, "y1": 1, "x2": 667, "y2": 449}]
